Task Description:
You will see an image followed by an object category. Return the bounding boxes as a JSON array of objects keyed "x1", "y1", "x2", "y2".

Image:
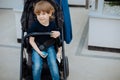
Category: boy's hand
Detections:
[
  {"x1": 51, "y1": 31, "x2": 60, "y2": 38},
  {"x1": 57, "y1": 47, "x2": 62, "y2": 63},
  {"x1": 39, "y1": 51, "x2": 48, "y2": 58},
  {"x1": 57, "y1": 51, "x2": 62, "y2": 63}
]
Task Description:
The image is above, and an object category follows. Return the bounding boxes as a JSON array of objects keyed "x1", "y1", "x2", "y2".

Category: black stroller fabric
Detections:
[{"x1": 21, "y1": 0, "x2": 64, "y2": 80}]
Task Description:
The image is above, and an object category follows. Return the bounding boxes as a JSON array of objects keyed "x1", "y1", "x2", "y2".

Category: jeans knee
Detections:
[{"x1": 33, "y1": 63, "x2": 42, "y2": 72}]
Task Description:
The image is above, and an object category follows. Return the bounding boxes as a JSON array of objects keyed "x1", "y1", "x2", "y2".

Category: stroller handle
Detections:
[{"x1": 25, "y1": 32, "x2": 51, "y2": 38}]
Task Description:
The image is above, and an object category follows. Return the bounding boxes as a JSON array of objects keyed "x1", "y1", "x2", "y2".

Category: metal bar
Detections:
[
  {"x1": 24, "y1": 32, "x2": 51, "y2": 38},
  {"x1": 69, "y1": 4, "x2": 86, "y2": 7},
  {"x1": 86, "y1": 0, "x2": 89, "y2": 9},
  {"x1": 61, "y1": 27, "x2": 67, "y2": 80},
  {"x1": 20, "y1": 31, "x2": 24, "y2": 80},
  {"x1": 95, "y1": 0, "x2": 98, "y2": 9}
]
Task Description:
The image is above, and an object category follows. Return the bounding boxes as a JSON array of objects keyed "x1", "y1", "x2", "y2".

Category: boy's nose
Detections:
[{"x1": 39, "y1": 15, "x2": 44, "y2": 18}]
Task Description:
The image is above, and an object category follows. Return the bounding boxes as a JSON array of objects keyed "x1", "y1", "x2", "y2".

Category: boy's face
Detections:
[{"x1": 36, "y1": 11, "x2": 51, "y2": 25}]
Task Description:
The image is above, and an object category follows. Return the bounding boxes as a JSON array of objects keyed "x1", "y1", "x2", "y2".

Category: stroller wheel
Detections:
[{"x1": 65, "y1": 56, "x2": 69, "y2": 77}]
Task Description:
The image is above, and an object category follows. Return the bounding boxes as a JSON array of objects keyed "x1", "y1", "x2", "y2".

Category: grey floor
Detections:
[{"x1": 1, "y1": 7, "x2": 120, "y2": 80}]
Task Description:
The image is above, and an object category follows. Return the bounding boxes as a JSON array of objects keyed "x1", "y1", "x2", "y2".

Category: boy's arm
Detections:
[
  {"x1": 29, "y1": 36, "x2": 46, "y2": 58},
  {"x1": 51, "y1": 31, "x2": 60, "y2": 38}
]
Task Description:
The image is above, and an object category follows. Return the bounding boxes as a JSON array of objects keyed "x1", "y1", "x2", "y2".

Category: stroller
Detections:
[{"x1": 20, "y1": 0, "x2": 69, "y2": 80}]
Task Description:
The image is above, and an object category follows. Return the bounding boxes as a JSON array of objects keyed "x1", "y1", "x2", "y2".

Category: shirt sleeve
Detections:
[
  {"x1": 27, "y1": 22, "x2": 36, "y2": 34},
  {"x1": 52, "y1": 21, "x2": 60, "y2": 31}
]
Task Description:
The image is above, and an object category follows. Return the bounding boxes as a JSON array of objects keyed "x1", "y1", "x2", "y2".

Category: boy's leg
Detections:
[
  {"x1": 32, "y1": 49, "x2": 43, "y2": 80},
  {"x1": 47, "y1": 46, "x2": 60, "y2": 80}
]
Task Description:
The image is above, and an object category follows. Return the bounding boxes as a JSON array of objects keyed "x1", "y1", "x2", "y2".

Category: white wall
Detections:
[
  {"x1": 13, "y1": 0, "x2": 24, "y2": 39},
  {"x1": 88, "y1": 17, "x2": 120, "y2": 48},
  {"x1": 0, "y1": 0, "x2": 15, "y2": 8},
  {"x1": 0, "y1": 0, "x2": 24, "y2": 39},
  {"x1": 68, "y1": 0, "x2": 86, "y2": 5},
  {"x1": 0, "y1": 0, "x2": 23, "y2": 9}
]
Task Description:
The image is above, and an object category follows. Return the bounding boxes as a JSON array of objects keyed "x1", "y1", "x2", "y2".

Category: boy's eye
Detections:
[
  {"x1": 42, "y1": 12, "x2": 46, "y2": 15},
  {"x1": 40, "y1": 12, "x2": 47, "y2": 15}
]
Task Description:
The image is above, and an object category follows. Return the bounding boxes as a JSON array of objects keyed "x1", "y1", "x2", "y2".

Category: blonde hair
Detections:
[{"x1": 34, "y1": 1, "x2": 55, "y2": 20}]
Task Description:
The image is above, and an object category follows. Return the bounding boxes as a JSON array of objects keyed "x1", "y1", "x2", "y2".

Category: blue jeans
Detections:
[{"x1": 32, "y1": 46, "x2": 60, "y2": 80}]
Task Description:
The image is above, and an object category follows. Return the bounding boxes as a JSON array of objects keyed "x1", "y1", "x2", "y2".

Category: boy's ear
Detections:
[{"x1": 49, "y1": 10, "x2": 53, "y2": 16}]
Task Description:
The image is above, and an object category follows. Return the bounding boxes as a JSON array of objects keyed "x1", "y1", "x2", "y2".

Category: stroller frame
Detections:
[{"x1": 20, "y1": 0, "x2": 69, "y2": 80}]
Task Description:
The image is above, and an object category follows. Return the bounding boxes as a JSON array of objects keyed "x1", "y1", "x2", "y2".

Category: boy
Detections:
[{"x1": 28, "y1": 1, "x2": 60, "y2": 80}]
